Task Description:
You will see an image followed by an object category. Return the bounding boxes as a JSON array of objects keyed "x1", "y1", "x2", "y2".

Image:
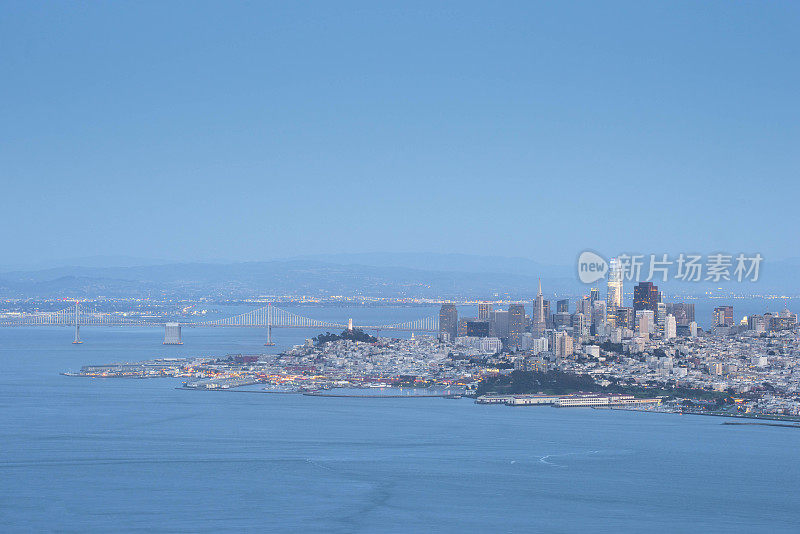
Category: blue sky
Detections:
[{"x1": 2, "y1": 1, "x2": 798, "y2": 266}]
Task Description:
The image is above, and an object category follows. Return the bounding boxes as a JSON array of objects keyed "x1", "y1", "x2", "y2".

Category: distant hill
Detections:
[
  {"x1": 1, "y1": 254, "x2": 798, "y2": 299},
  {"x1": 0, "y1": 258, "x2": 576, "y2": 299},
  {"x1": 287, "y1": 252, "x2": 568, "y2": 277}
]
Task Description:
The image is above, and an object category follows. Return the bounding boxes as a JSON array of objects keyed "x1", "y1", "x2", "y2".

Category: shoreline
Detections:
[
  {"x1": 64, "y1": 373, "x2": 800, "y2": 422},
  {"x1": 596, "y1": 405, "x2": 800, "y2": 424},
  {"x1": 303, "y1": 390, "x2": 462, "y2": 399}
]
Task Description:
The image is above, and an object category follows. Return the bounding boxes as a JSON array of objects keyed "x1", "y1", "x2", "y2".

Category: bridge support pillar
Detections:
[
  {"x1": 72, "y1": 301, "x2": 82, "y2": 344},
  {"x1": 264, "y1": 325, "x2": 275, "y2": 346},
  {"x1": 164, "y1": 322, "x2": 183, "y2": 345}
]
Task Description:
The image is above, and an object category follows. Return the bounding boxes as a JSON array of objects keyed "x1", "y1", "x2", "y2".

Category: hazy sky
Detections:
[{"x1": 2, "y1": 1, "x2": 798, "y2": 266}]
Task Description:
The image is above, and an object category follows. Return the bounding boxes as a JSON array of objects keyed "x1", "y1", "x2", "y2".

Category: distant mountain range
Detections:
[
  {"x1": 286, "y1": 252, "x2": 569, "y2": 277},
  {"x1": 1, "y1": 253, "x2": 798, "y2": 300},
  {"x1": 0, "y1": 259, "x2": 575, "y2": 300}
]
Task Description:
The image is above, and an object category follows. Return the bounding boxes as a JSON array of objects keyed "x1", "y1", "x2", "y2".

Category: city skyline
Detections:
[{"x1": 4, "y1": 3, "x2": 800, "y2": 531}]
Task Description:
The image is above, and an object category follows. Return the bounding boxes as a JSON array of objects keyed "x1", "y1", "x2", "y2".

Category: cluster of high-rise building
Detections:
[
  {"x1": 439, "y1": 280, "x2": 572, "y2": 357},
  {"x1": 440, "y1": 263, "x2": 800, "y2": 360},
  {"x1": 441, "y1": 278, "x2": 686, "y2": 354}
]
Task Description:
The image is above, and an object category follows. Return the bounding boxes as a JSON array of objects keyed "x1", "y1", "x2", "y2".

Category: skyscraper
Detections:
[
  {"x1": 616, "y1": 307, "x2": 634, "y2": 329},
  {"x1": 656, "y1": 302, "x2": 667, "y2": 336},
  {"x1": 439, "y1": 304, "x2": 458, "y2": 341},
  {"x1": 748, "y1": 315, "x2": 766, "y2": 333},
  {"x1": 633, "y1": 282, "x2": 660, "y2": 313},
  {"x1": 636, "y1": 309, "x2": 654, "y2": 336},
  {"x1": 543, "y1": 300, "x2": 551, "y2": 328},
  {"x1": 665, "y1": 314, "x2": 677, "y2": 339},
  {"x1": 478, "y1": 302, "x2": 493, "y2": 321},
  {"x1": 572, "y1": 312, "x2": 589, "y2": 339},
  {"x1": 532, "y1": 279, "x2": 546, "y2": 337},
  {"x1": 592, "y1": 300, "x2": 607, "y2": 333},
  {"x1": 576, "y1": 296, "x2": 592, "y2": 317},
  {"x1": 465, "y1": 320, "x2": 490, "y2": 337},
  {"x1": 666, "y1": 302, "x2": 695, "y2": 326},
  {"x1": 590, "y1": 288, "x2": 600, "y2": 303},
  {"x1": 554, "y1": 312, "x2": 571, "y2": 329},
  {"x1": 554, "y1": 331, "x2": 574, "y2": 358},
  {"x1": 556, "y1": 299, "x2": 570, "y2": 314},
  {"x1": 607, "y1": 258, "x2": 623, "y2": 310},
  {"x1": 713, "y1": 306, "x2": 734, "y2": 327},
  {"x1": 508, "y1": 304, "x2": 527, "y2": 349},
  {"x1": 489, "y1": 310, "x2": 509, "y2": 338}
]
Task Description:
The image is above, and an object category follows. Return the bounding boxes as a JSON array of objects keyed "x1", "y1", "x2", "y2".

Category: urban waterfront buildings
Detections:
[{"x1": 68, "y1": 290, "x2": 800, "y2": 419}]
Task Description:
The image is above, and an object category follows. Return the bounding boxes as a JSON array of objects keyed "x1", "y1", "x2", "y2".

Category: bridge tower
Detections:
[
  {"x1": 264, "y1": 325, "x2": 275, "y2": 346},
  {"x1": 72, "y1": 301, "x2": 82, "y2": 344},
  {"x1": 163, "y1": 322, "x2": 183, "y2": 345},
  {"x1": 264, "y1": 303, "x2": 276, "y2": 346}
]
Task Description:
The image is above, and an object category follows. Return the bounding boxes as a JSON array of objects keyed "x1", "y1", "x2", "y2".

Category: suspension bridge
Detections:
[{"x1": 0, "y1": 302, "x2": 440, "y2": 345}]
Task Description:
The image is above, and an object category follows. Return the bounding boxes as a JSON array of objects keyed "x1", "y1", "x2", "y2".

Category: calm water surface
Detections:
[{"x1": 1, "y1": 308, "x2": 799, "y2": 532}]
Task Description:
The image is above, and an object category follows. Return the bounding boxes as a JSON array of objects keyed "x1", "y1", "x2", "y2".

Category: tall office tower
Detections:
[
  {"x1": 607, "y1": 258, "x2": 623, "y2": 310},
  {"x1": 508, "y1": 304, "x2": 527, "y2": 349},
  {"x1": 590, "y1": 288, "x2": 600, "y2": 303},
  {"x1": 543, "y1": 300, "x2": 552, "y2": 328},
  {"x1": 616, "y1": 307, "x2": 634, "y2": 329},
  {"x1": 685, "y1": 303, "x2": 696, "y2": 325},
  {"x1": 713, "y1": 306, "x2": 734, "y2": 327},
  {"x1": 592, "y1": 300, "x2": 607, "y2": 331},
  {"x1": 690, "y1": 321, "x2": 698, "y2": 338},
  {"x1": 635, "y1": 310, "x2": 654, "y2": 336},
  {"x1": 764, "y1": 312, "x2": 776, "y2": 331},
  {"x1": 490, "y1": 310, "x2": 509, "y2": 338},
  {"x1": 656, "y1": 302, "x2": 667, "y2": 336},
  {"x1": 551, "y1": 330, "x2": 574, "y2": 358},
  {"x1": 532, "y1": 279, "x2": 547, "y2": 337},
  {"x1": 666, "y1": 302, "x2": 695, "y2": 326},
  {"x1": 576, "y1": 297, "x2": 592, "y2": 322},
  {"x1": 554, "y1": 312, "x2": 571, "y2": 329},
  {"x1": 633, "y1": 282, "x2": 661, "y2": 313},
  {"x1": 572, "y1": 313, "x2": 589, "y2": 339},
  {"x1": 478, "y1": 302, "x2": 493, "y2": 321},
  {"x1": 457, "y1": 317, "x2": 474, "y2": 337},
  {"x1": 748, "y1": 315, "x2": 766, "y2": 333},
  {"x1": 558, "y1": 333, "x2": 574, "y2": 358},
  {"x1": 439, "y1": 304, "x2": 458, "y2": 342},
  {"x1": 465, "y1": 320, "x2": 490, "y2": 337},
  {"x1": 556, "y1": 299, "x2": 569, "y2": 314},
  {"x1": 665, "y1": 314, "x2": 677, "y2": 339}
]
